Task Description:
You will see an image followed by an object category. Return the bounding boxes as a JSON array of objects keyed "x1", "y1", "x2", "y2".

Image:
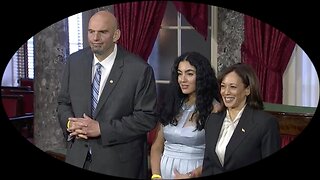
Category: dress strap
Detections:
[{"x1": 177, "y1": 103, "x2": 196, "y2": 127}]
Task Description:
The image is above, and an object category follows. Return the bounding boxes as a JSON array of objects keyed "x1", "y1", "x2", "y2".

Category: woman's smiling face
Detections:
[{"x1": 220, "y1": 71, "x2": 250, "y2": 110}]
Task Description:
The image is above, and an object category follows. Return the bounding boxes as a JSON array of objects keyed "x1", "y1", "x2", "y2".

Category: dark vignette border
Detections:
[{"x1": 0, "y1": 0, "x2": 318, "y2": 179}]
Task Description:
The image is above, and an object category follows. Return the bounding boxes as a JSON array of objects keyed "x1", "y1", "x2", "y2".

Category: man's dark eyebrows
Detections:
[
  {"x1": 87, "y1": 29, "x2": 108, "y2": 33},
  {"x1": 99, "y1": 29, "x2": 108, "y2": 33}
]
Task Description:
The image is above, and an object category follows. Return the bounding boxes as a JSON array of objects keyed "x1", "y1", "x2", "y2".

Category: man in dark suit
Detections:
[{"x1": 57, "y1": 10, "x2": 158, "y2": 179}]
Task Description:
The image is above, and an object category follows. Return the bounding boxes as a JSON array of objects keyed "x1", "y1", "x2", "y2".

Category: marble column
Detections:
[
  {"x1": 33, "y1": 18, "x2": 68, "y2": 151},
  {"x1": 217, "y1": 7, "x2": 244, "y2": 73}
]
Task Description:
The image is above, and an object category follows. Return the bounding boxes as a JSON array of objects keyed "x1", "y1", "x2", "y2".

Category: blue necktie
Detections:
[{"x1": 92, "y1": 63, "x2": 102, "y2": 114}]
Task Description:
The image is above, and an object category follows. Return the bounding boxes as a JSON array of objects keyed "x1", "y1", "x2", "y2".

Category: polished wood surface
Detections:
[{"x1": 267, "y1": 111, "x2": 312, "y2": 136}]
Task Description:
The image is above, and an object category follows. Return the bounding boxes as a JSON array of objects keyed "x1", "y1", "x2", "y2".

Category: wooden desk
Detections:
[
  {"x1": 264, "y1": 103, "x2": 315, "y2": 147},
  {"x1": 46, "y1": 149, "x2": 66, "y2": 161},
  {"x1": 267, "y1": 111, "x2": 312, "y2": 136},
  {"x1": 2, "y1": 94, "x2": 24, "y2": 117},
  {"x1": 9, "y1": 114, "x2": 34, "y2": 138}
]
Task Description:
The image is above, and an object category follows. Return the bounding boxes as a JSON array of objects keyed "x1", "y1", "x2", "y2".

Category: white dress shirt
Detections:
[
  {"x1": 215, "y1": 104, "x2": 246, "y2": 166},
  {"x1": 92, "y1": 44, "x2": 117, "y2": 100}
]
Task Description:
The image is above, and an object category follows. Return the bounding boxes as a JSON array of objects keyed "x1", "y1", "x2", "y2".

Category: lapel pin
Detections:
[
  {"x1": 241, "y1": 128, "x2": 245, "y2": 132},
  {"x1": 110, "y1": 80, "x2": 114, "y2": 83}
]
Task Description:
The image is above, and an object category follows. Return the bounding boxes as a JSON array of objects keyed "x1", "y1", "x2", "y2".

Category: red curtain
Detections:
[
  {"x1": 173, "y1": 1, "x2": 208, "y2": 40},
  {"x1": 241, "y1": 15, "x2": 295, "y2": 103},
  {"x1": 114, "y1": 1, "x2": 167, "y2": 61}
]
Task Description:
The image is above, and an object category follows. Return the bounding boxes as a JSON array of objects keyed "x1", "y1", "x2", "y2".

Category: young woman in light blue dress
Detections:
[{"x1": 150, "y1": 52, "x2": 221, "y2": 179}]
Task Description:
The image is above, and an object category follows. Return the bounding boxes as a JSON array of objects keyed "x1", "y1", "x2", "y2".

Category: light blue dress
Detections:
[{"x1": 160, "y1": 104, "x2": 205, "y2": 179}]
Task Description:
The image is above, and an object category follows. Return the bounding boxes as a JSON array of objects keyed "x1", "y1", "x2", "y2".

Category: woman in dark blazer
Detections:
[{"x1": 202, "y1": 63, "x2": 281, "y2": 176}]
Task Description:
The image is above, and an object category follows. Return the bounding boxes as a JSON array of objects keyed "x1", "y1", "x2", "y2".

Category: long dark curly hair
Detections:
[{"x1": 158, "y1": 52, "x2": 220, "y2": 131}]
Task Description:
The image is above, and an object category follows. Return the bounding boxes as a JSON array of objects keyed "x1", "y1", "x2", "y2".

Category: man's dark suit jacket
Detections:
[
  {"x1": 202, "y1": 105, "x2": 281, "y2": 176},
  {"x1": 57, "y1": 46, "x2": 158, "y2": 179}
]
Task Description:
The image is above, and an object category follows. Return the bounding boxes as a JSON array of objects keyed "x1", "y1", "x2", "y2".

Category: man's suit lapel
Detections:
[
  {"x1": 224, "y1": 106, "x2": 256, "y2": 165},
  {"x1": 93, "y1": 49, "x2": 124, "y2": 118},
  {"x1": 82, "y1": 49, "x2": 94, "y2": 117}
]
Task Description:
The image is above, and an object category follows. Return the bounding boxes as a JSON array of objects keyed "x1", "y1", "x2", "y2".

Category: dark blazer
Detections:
[
  {"x1": 202, "y1": 106, "x2": 281, "y2": 176},
  {"x1": 57, "y1": 46, "x2": 158, "y2": 179}
]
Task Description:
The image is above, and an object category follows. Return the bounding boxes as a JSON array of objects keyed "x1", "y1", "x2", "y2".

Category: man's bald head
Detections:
[{"x1": 89, "y1": 11, "x2": 119, "y2": 30}]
